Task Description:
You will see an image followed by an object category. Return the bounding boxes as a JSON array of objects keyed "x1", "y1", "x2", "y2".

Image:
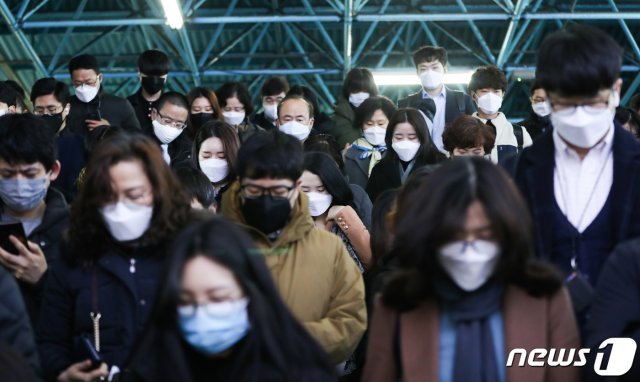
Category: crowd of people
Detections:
[{"x1": 0, "y1": 22, "x2": 638, "y2": 381}]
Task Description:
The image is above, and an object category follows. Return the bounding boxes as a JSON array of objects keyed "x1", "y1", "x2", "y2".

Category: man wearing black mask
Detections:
[{"x1": 128, "y1": 49, "x2": 170, "y2": 135}]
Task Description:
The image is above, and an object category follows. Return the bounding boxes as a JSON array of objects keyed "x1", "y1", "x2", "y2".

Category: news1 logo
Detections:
[{"x1": 506, "y1": 338, "x2": 637, "y2": 376}]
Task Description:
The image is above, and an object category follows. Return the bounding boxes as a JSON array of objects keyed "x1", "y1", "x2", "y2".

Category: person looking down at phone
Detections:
[{"x1": 0, "y1": 114, "x2": 69, "y2": 325}]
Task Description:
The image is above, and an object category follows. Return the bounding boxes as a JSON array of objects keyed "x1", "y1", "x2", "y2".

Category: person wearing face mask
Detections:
[
  {"x1": 175, "y1": 166, "x2": 217, "y2": 214},
  {"x1": 519, "y1": 80, "x2": 553, "y2": 141},
  {"x1": 364, "y1": 157, "x2": 580, "y2": 382},
  {"x1": 65, "y1": 54, "x2": 141, "y2": 136},
  {"x1": 127, "y1": 50, "x2": 170, "y2": 135},
  {"x1": 193, "y1": 120, "x2": 240, "y2": 210},
  {"x1": 185, "y1": 87, "x2": 223, "y2": 140},
  {"x1": 37, "y1": 134, "x2": 194, "y2": 382},
  {"x1": 366, "y1": 108, "x2": 446, "y2": 203},
  {"x1": 470, "y1": 65, "x2": 533, "y2": 164},
  {"x1": 287, "y1": 85, "x2": 337, "y2": 135},
  {"x1": 331, "y1": 68, "x2": 380, "y2": 147},
  {"x1": 443, "y1": 115, "x2": 496, "y2": 157},
  {"x1": 149, "y1": 92, "x2": 192, "y2": 168},
  {"x1": 398, "y1": 46, "x2": 476, "y2": 152},
  {"x1": 122, "y1": 218, "x2": 335, "y2": 382},
  {"x1": 216, "y1": 82, "x2": 262, "y2": 142},
  {"x1": 251, "y1": 76, "x2": 289, "y2": 132},
  {"x1": 344, "y1": 96, "x2": 397, "y2": 189},
  {"x1": 514, "y1": 25, "x2": 640, "y2": 335},
  {"x1": 221, "y1": 131, "x2": 366, "y2": 365},
  {"x1": 276, "y1": 95, "x2": 316, "y2": 142}
]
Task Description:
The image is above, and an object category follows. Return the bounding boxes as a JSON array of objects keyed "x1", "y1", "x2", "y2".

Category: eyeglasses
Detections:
[
  {"x1": 73, "y1": 77, "x2": 100, "y2": 88},
  {"x1": 178, "y1": 298, "x2": 248, "y2": 318},
  {"x1": 157, "y1": 111, "x2": 187, "y2": 129},
  {"x1": 547, "y1": 93, "x2": 612, "y2": 116},
  {"x1": 34, "y1": 106, "x2": 63, "y2": 116},
  {"x1": 240, "y1": 184, "x2": 294, "y2": 200}
]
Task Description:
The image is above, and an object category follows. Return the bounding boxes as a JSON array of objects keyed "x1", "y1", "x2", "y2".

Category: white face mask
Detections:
[
  {"x1": 75, "y1": 83, "x2": 100, "y2": 103},
  {"x1": 307, "y1": 192, "x2": 333, "y2": 217},
  {"x1": 420, "y1": 70, "x2": 445, "y2": 90},
  {"x1": 263, "y1": 104, "x2": 278, "y2": 121},
  {"x1": 363, "y1": 126, "x2": 387, "y2": 146},
  {"x1": 532, "y1": 102, "x2": 551, "y2": 117},
  {"x1": 438, "y1": 240, "x2": 500, "y2": 291},
  {"x1": 279, "y1": 121, "x2": 311, "y2": 141},
  {"x1": 550, "y1": 92, "x2": 617, "y2": 149},
  {"x1": 152, "y1": 120, "x2": 183, "y2": 144},
  {"x1": 349, "y1": 92, "x2": 370, "y2": 108},
  {"x1": 223, "y1": 111, "x2": 245, "y2": 126},
  {"x1": 476, "y1": 92, "x2": 503, "y2": 115},
  {"x1": 0, "y1": 109, "x2": 6, "y2": 117},
  {"x1": 101, "y1": 201, "x2": 154, "y2": 242},
  {"x1": 199, "y1": 158, "x2": 229, "y2": 183},
  {"x1": 392, "y1": 140, "x2": 420, "y2": 162}
]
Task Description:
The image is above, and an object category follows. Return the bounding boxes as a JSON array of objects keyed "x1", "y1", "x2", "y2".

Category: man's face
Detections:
[
  {"x1": 530, "y1": 88, "x2": 547, "y2": 105},
  {"x1": 277, "y1": 99, "x2": 314, "y2": 128},
  {"x1": 472, "y1": 88, "x2": 504, "y2": 102},
  {"x1": 0, "y1": 159, "x2": 59, "y2": 182},
  {"x1": 34, "y1": 94, "x2": 64, "y2": 116},
  {"x1": 151, "y1": 103, "x2": 188, "y2": 129},
  {"x1": 71, "y1": 69, "x2": 101, "y2": 89},
  {"x1": 263, "y1": 92, "x2": 286, "y2": 106},
  {"x1": 240, "y1": 177, "x2": 301, "y2": 210},
  {"x1": 417, "y1": 60, "x2": 446, "y2": 75}
]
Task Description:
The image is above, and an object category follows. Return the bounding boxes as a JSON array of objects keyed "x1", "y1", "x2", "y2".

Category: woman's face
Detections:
[
  {"x1": 107, "y1": 159, "x2": 153, "y2": 206},
  {"x1": 459, "y1": 200, "x2": 493, "y2": 242},
  {"x1": 190, "y1": 96, "x2": 213, "y2": 114},
  {"x1": 179, "y1": 255, "x2": 245, "y2": 307},
  {"x1": 392, "y1": 122, "x2": 419, "y2": 143},
  {"x1": 223, "y1": 96, "x2": 245, "y2": 113},
  {"x1": 452, "y1": 146, "x2": 485, "y2": 157},
  {"x1": 363, "y1": 109, "x2": 389, "y2": 131},
  {"x1": 198, "y1": 137, "x2": 226, "y2": 161},
  {"x1": 300, "y1": 170, "x2": 329, "y2": 195}
]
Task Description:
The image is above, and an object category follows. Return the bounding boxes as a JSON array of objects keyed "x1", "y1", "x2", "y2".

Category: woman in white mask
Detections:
[
  {"x1": 193, "y1": 120, "x2": 240, "y2": 210},
  {"x1": 363, "y1": 157, "x2": 579, "y2": 382},
  {"x1": 37, "y1": 134, "x2": 194, "y2": 382},
  {"x1": 344, "y1": 96, "x2": 397, "y2": 189},
  {"x1": 366, "y1": 108, "x2": 446, "y2": 203},
  {"x1": 301, "y1": 153, "x2": 372, "y2": 272},
  {"x1": 216, "y1": 82, "x2": 263, "y2": 142},
  {"x1": 123, "y1": 218, "x2": 335, "y2": 382},
  {"x1": 185, "y1": 87, "x2": 223, "y2": 140}
]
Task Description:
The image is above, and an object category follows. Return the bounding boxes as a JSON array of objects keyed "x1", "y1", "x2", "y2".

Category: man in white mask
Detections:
[
  {"x1": 149, "y1": 92, "x2": 191, "y2": 168},
  {"x1": 513, "y1": 25, "x2": 640, "y2": 332},
  {"x1": 276, "y1": 95, "x2": 314, "y2": 142},
  {"x1": 519, "y1": 80, "x2": 553, "y2": 141},
  {"x1": 469, "y1": 65, "x2": 532, "y2": 164},
  {"x1": 398, "y1": 46, "x2": 476, "y2": 152},
  {"x1": 251, "y1": 76, "x2": 289, "y2": 132}
]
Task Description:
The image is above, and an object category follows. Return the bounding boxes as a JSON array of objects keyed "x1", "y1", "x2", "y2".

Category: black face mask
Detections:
[
  {"x1": 190, "y1": 112, "x2": 215, "y2": 131},
  {"x1": 40, "y1": 113, "x2": 63, "y2": 134},
  {"x1": 141, "y1": 76, "x2": 165, "y2": 95},
  {"x1": 241, "y1": 195, "x2": 292, "y2": 235}
]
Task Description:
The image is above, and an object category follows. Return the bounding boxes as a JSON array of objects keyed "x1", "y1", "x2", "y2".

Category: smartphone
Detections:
[
  {"x1": 0, "y1": 223, "x2": 27, "y2": 254},
  {"x1": 85, "y1": 110, "x2": 102, "y2": 122},
  {"x1": 80, "y1": 335, "x2": 103, "y2": 369}
]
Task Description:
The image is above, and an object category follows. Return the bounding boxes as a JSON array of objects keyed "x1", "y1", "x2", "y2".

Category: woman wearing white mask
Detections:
[
  {"x1": 364, "y1": 157, "x2": 579, "y2": 382},
  {"x1": 37, "y1": 134, "x2": 194, "y2": 382},
  {"x1": 185, "y1": 87, "x2": 223, "y2": 140},
  {"x1": 193, "y1": 120, "x2": 240, "y2": 210},
  {"x1": 331, "y1": 68, "x2": 379, "y2": 147},
  {"x1": 122, "y1": 218, "x2": 335, "y2": 382},
  {"x1": 366, "y1": 108, "x2": 445, "y2": 203},
  {"x1": 302, "y1": 152, "x2": 372, "y2": 272},
  {"x1": 344, "y1": 96, "x2": 397, "y2": 189},
  {"x1": 215, "y1": 82, "x2": 263, "y2": 142}
]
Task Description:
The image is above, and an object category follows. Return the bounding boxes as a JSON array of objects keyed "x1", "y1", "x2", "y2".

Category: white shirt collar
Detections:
[{"x1": 422, "y1": 86, "x2": 446, "y2": 99}]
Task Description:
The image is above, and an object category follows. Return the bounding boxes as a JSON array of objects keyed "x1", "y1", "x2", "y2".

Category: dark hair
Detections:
[
  {"x1": 127, "y1": 218, "x2": 334, "y2": 381},
  {"x1": 261, "y1": 76, "x2": 290, "y2": 97},
  {"x1": 370, "y1": 189, "x2": 397, "y2": 269},
  {"x1": 4, "y1": 81, "x2": 26, "y2": 112},
  {"x1": 68, "y1": 54, "x2": 100, "y2": 74},
  {"x1": 0, "y1": 114, "x2": 57, "y2": 170},
  {"x1": 382, "y1": 108, "x2": 446, "y2": 165},
  {"x1": 277, "y1": 94, "x2": 314, "y2": 121},
  {"x1": 156, "y1": 91, "x2": 189, "y2": 112},
  {"x1": 536, "y1": 24, "x2": 621, "y2": 97},
  {"x1": 216, "y1": 82, "x2": 254, "y2": 116},
  {"x1": 468, "y1": 65, "x2": 507, "y2": 93},
  {"x1": 138, "y1": 49, "x2": 171, "y2": 76},
  {"x1": 412, "y1": 46, "x2": 448, "y2": 67},
  {"x1": 303, "y1": 134, "x2": 344, "y2": 171},
  {"x1": 174, "y1": 166, "x2": 216, "y2": 209},
  {"x1": 30, "y1": 77, "x2": 70, "y2": 105},
  {"x1": 341, "y1": 68, "x2": 379, "y2": 99},
  {"x1": 615, "y1": 107, "x2": 640, "y2": 137},
  {"x1": 287, "y1": 85, "x2": 320, "y2": 119},
  {"x1": 382, "y1": 157, "x2": 562, "y2": 310},
  {"x1": 68, "y1": 134, "x2": 192, "y2": 261},
  {"x1": 0, "y1": 82, "x2": 19, "y2": 107},
  {"x1": 303, "y1": 152, "x2": 354, "y2": 207},
  {"x1": 186, "y1": 87, "x2": 223, "y2": 139},
  {"x1": 237, "y1": 131, "x2": 303, "y2": 181},
  {"x1": 353, "y1": 96, "x2": 396, "y2": 131},
  {"x1": 630, "y1": 93, "x2": 640, "y2": 112},
  {"x1": 192, "y1": 120, "x2": 240, "y2": 184},
  {"x1": 530, "y1": 78, "x2": 543, "y2": 95},
  {"x1": 442, "y1": 114, "x2": 496, "y2": 154}
]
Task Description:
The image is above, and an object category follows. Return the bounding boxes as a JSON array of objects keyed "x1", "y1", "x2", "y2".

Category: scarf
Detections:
[{"x1": 352, "y1": 137, "x2": 387, "y2": 176}]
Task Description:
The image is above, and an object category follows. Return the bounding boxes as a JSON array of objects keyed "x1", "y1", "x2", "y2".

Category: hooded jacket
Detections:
[{"x1": 221, "y1": 182, "x2": 367, "y2": 363}]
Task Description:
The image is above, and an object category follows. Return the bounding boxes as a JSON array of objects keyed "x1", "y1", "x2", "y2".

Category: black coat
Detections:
[
  {"x1": 397, "y1": 87, "x2": 476, "y2": 125},
  {"x1": 52, "y1": 132, "x2": 85, "y2": 203},
  {"x1": 66, "y1": 89, "x2": 141, "y2": 136},
  {"x1": 127, "y1": 90, "x2": 158, "y2": 134},
  {"x1": 366, "y1": 156, "x2": 432, "y2": 203},
  {"x1": 349, "y1": 183, "x2": 372, "y2": 231},
  {"x1": 250, "y1": 112, "x2": 276, "y2": 132},
  {"x1": 519, "y1": 112, "x2": 552, "y2": 141},
  {"x1": 143, "y1": 129, "x2": 193, "y2": 170}
]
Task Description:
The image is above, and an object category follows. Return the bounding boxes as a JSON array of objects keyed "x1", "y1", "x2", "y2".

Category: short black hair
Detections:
[
  {"x1": 156, "y1": 91, "x2": 189, "y2": 111},
  {"x1": 30, "y1": 77, "x2": 70, "y2": 105},
  {"x1": 68, "y1": 54, "x2": 100, "y2": 75},
  {"x1": 277, "y1": 94, "x2": 314, "y2": 120},
  {"x1": 4, "y1": 81, "x2": 26, "y2": 111},
  {"x1": 287, "y1": 85, "x2": 319, "y2": 119},
  {"x1": 303, "y1": 134, "x2": 344, "y2": 171},
  {"x1": 174, "y1": 166, "x2": 217, "y2": 209},
  {"x1": 237, "y1": 130, "x2": 304, "y2": 181},
  {"x1": 412, "y1": 46, "x2": 448, "y2": 68},
  {"x1": 303, "y1": 152, "x2": 354, "y2": 207},
  {"x1": 468, "y1": 65, "x2": 508, "y2": 93},
  {"x1": 216, "y1": 82, "x2": 254, "y2": 115},
  {"x1": 353, "y1": 96, "x2": 397, "y2": 131},
  {"x1": 0, "y1": 82, "x2": 19, "y2": 107},
  {"x1": 138, "y1": 49, "x2": 171, "y2": 76},
  {"x1": 530, "y1": 78, "x2": 543, "y2": 95},
  {"x1": 261, "y1": 76, "x2": 289, "y2": 97},
  {"x1": 536, "y1": 24, "x2": 621, "y2": 97},
  {"x1": 0, "y1": 114, "x2": 57, "y2": 170},
  {"x1": 341, "y1": 68, "x2": 379, "y2": 99}
]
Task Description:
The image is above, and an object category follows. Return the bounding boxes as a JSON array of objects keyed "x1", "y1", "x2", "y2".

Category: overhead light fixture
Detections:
[
  {"x1": 372, "y1": 69, "x2": 474, "y2": 86},
  {"x1": 160, "y1": 0, "x2": 184, "y2": 29}
]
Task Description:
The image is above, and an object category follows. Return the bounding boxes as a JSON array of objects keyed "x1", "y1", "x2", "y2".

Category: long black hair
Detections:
[
  {"x1": 303, "y1": 152, "x2": 354, "y2": 208},
  {"x1": 382, "y1": 108, "x2": 446, "y2": 166},
  {"x1": 126, "y1": 218, "x2": 334, "y2": 381}
]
